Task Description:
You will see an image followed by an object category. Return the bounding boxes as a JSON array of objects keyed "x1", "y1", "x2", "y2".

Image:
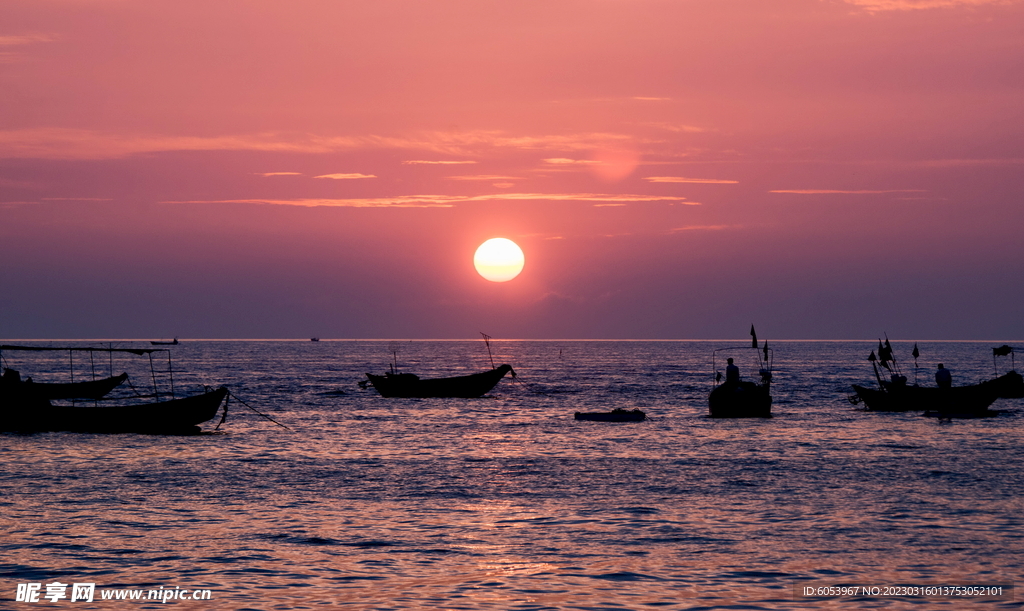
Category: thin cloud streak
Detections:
[
  {"x1": 403, "y1": 160, "x2": 478, "y2": 165},
  {"x1": 0, "y1": 128, "x2": 642, "y2": 160},
  {"x1": 314, "y1": 173, "x2": 376, "y2": 180},
  {"x1": 256, "y1": 172, "x2": 302, "y2": 177},
  {"x1": 0, "y1": 34, "x2": 57, "y2": 46},
  {"x1": 448, "y1": 175, "x2": 522, "y2": 181},
  {"x1": 645, "y1": 177, "x2": 739, "y2": 184},
  {"x1": 162, "y1": 192, "x2": 692, "y2": 208},
  {"x1": 670, "y1": 224, "x2": 733, "y2": 232},
  {"x1": 543, "y1": 158, "x2": 602, "y2": 165},
  {"x1": 915, "y1": 158, "x2": 1024, "y2": 167},
  {"x1": 770, "y1": 189, "x2": 927, "y2": 194},
  {"x1": 845, "y1": 0, "x2": 1015, "y2": 10}
]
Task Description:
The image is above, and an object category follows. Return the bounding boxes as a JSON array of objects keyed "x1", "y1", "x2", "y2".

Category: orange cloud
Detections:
[
  {"x1": 543, "y1": 158, "x2": 602, "y2": 165},
  {"x1": 314, "y1": 173, "x2": 376, "y2": 179},
  {"x1": 256, "y1": 172, "x2": 302, "y2": 177}
]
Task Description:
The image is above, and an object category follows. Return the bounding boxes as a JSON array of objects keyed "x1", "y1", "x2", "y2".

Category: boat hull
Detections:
[
  {"x1": 979, "y1": 370, "x2": 1024, "y2": 398},
  {"x1": 709, "y1": 382, "x2": 772, "y2": 418},
  {"x1": 852, "y1": 383, "x2": 1000, "y2": 414},
  {"x1": 365, "y1": 364, "x2": 515, "y2": 398},
  {"x1": 13, "y1": 372, "x2": 130, "y2": 400},
  {"x1": 1, "y1": 387, "x2": 228, "y2": 434}
]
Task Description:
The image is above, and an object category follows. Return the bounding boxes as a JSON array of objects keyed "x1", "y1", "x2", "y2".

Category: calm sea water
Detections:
[{"x1": 2, "y1": 340, "x2": 1022, "y2": 610}]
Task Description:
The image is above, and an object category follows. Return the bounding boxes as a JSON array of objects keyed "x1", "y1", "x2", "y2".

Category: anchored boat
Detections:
[
  {"x1": 0, "y1": 344, "x2": 228, "y2": 434},
  {"x1": 364, "y1": 364, "x2": 515, "y2": 398},
  {"x1": 708, "y1": 326, "x2": 773, "y2": 418},
  {"x1": 849, "y1": 339, "x2": 1021, "y2": 417}
]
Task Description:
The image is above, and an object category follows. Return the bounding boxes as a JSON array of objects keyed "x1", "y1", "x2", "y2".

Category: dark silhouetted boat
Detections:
[
  {"x1": 364, "y1": 364, "x2": 515, "y2": 398},
  {"x1": 1, "y1": 378, "x2": 228, "y2": 434},
  {"x1": 849, "y1": 339, "x2": 1021, "y2": 416},
  {"x1": 0, "y1": 344, "x2": 228, "y2": 434},
  {"x1": 151, "y1": 338, "x2": 179, "y2": 345},
  {"x1": 851, "y1": 382, "x2": 1001, "y2": 414},
  {"x1": 708, "y1": 326, "x2": 773, "y2": 418},
  {"x1": 574, "y1": 408, "x2": 646, "y2": 422},
  {"x1": 13, "y1": 372, "x2": 129, "y2": 401}
]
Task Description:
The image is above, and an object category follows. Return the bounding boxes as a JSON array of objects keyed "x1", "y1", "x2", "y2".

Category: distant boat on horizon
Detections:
[
  {"x1": 151, "y1": 338, "x2": 179, "y2": 345},
  {"x1": 310, "y1": 337, "x2": 320, "y2": 342}
]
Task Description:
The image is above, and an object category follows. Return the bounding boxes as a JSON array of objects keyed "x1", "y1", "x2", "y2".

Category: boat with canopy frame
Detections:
[
  {"x1": 0, "y1": 344, "x2": 228, "y2": 434},
  {"x1": 708, "y1": 326, "x2": 773, "y2": 418}
]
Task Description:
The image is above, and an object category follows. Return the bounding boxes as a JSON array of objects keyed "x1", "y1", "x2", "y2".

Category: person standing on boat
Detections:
[
  {"x1": 725, "y1": 358, "x2": 740, "y2": 384},
  {"x1": 935, "y1": 363, "x2": 952, "y2": 389}
]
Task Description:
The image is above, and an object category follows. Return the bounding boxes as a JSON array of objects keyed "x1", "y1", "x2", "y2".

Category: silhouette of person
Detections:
[
  {"x1": 935, "y1": 363, "x2": 952, "y2": 389},
  {"x1": 725, "y1": 358, "x2": 740, "y2": 384}
]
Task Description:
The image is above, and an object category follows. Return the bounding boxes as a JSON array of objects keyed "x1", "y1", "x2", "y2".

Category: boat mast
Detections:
[{"x1": 480, "y1": 332, "x2": 496, "y2": 369}]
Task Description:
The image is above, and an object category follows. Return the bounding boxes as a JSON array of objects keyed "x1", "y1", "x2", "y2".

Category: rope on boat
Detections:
[
  {"x1": 124, "y1": 375, "x2": 148, "y2": 398},
  {"x1": 214, "y1": 392, "x2": 229, "y2": 431},
  {"x1": 226, "y1": 389, "x2": 291, "y2": 430}
]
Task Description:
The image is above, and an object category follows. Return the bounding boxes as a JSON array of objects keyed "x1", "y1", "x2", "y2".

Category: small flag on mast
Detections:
[
  {"x1": 750, "y1": 325, "x2": 757, "y2": 349},
  {"x1": 912, "y1": 343, "x2": 920, "y2": 359}
]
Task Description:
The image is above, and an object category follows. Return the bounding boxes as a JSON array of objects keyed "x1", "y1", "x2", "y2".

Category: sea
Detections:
[{"x1": 2, "y1": 340, "x2": 1022, "y2": 610}]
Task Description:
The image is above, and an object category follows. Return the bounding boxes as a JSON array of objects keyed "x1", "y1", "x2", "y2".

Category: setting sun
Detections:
[{"x1": 473, "y1": 238, "x2": 525, "y2": 282}]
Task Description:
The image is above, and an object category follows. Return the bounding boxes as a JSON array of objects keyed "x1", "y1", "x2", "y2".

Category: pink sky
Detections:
[{"x1": 2, "y1": 0, "x2": 1023, "y2": 339}]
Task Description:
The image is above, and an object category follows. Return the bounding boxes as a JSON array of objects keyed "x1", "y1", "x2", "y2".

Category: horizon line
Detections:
[{"x1": 3, "y1": 338, "x2": 1020, "y2": 344}]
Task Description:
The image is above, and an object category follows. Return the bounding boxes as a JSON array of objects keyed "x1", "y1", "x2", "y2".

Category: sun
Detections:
[{"x1": 474, "y1": 238, "x2": 525, "y2": 282}]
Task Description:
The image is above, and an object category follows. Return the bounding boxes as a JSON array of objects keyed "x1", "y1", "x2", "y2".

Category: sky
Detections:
[{"x1": 2, "y1": 0, "x2": 1023, "y2": 340}]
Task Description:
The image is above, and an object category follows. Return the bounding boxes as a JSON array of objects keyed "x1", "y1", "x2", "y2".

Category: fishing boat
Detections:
[
  {"x1": 6, "y1": 371, "x2": 129, "y2": 401},
  {"x1": 1, "y1": 379, "x2": 228, "y2": 434},
  {"x1": 851, "y1": 382, "x2": 1001, "y2": 414},
  {"x1": 364, "y1": 364, "x2": 515, "y2": 398},
  {"x1": 362, "y1": 333, "x2": 516, "y2": 398},
  {"x1": 849, "y1": 338, "x2": 1016, "y2": 415},
  {"x1": 574, "y1": 408, "x2": 646, "y2": 422},
  {"x1": 708, "y1": 326, "x2": 773, "y2": 418},
  {"x1": 0, "y1": 344, "x2": 228, "y2": 433},
  {"x1": 151, "y1": 338, "x2": 179, "y2": 345}
]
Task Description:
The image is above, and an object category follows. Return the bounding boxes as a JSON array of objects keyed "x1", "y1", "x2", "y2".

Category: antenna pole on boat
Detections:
[
  {"x1": 148, "y1": 352, "x2": 159, "y2": 401},
  {"x1": 69, "y1": 350, "x2": 76, "y2": 407},
  {"x1": 167, "y1": 351, "x2": 175, "y2": 399},
  {"x1": 481, "y1": 332, "x2": 495, "y2": 369},
  {"x1": 869, "y1": 350, "x2": 884, "y2": 390}
]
